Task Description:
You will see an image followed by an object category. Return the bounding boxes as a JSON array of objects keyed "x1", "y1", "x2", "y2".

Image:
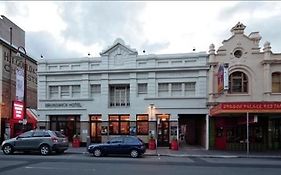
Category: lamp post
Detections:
[{"x1": 16, "y1": 46, "x2": 27, "y2": 130}]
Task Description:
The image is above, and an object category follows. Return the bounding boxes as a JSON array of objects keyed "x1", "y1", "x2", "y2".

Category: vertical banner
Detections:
[
  {"x1": 217, "y1": 64, "x2": 224, "y2": 94},
  {"x1": 16, "y1": 67, "x2": 24, "y2": 101},
  {"x1": 223, "y1": 63, "x2": 229, "y2": 90},
  {"x1": 13, "y1": 101, "x2": 24, "y2": 120}
]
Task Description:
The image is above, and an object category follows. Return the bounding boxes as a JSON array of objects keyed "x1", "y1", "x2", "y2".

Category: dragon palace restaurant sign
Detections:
[{"x1": 210, "y1": 102, "x2": 281, "y2": 116}]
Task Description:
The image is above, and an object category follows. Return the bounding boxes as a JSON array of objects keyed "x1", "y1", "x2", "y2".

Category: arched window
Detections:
[
  {"x1": 272, "y1": 72, "x2": 281, "y2": 93},
  {"x1": 228, "y1": 71, "x2": 248, "y2": 93}
]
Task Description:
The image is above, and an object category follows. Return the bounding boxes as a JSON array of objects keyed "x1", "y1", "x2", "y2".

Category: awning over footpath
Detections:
[
  {"x1": 26, "y1": 108, "x2": 38, "y2": 123},
  {"x1": 210, "y1": 102, "x2": 281, "y2": 116}
]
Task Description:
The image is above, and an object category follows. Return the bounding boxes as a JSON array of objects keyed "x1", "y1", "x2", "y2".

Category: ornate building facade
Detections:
[{"x1": 208, "y1": 22, "x2": 281, "y2": 151}]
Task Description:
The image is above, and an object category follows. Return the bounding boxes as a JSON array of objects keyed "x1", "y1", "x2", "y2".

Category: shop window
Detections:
[
  {"x1": 272, "y1": 72, "x2": 281, "y2": 93},
  {"x1": 109, "y1": 115, "x2": 130, "y2": 135},
  {"x1": 228, "y1": 71, "x2": 248, "y2": 94},
  {"x1": 216, "y1": 127, "x2": 224, "y2": 137},
  {"x1": 136, "y1": 115, "x2": 149, "y2": 135},
  {"x1": 272, "y1": 119, "x2": 281, "y2": 142}
]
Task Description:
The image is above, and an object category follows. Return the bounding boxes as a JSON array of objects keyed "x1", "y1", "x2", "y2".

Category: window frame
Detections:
[
  {"x1": 108, "y1": 115, "x2": 130, "y2": 135},
  {"x1": 90, "y1": 84, "x2": 101, "y2": 96},
  {"x1": 49, "y1": 86, "x2": 59, "y2": 99},
  {"x1": 136, "y1": 114, "x2": 149, "y2": 135},
  {"x1": 184, "y1": 82, "x2": 196, "y2": 96},
  {"x1": 171, "y1": 83, "x2": 182, "y2": 96},
  {"x1": 272, "y1": 72, "x2": 281, "y2": 93},
  {"x1": 228, "y1": 71, "x2": 248, "y2": 94},
  {"x1": 71, "y1": 85, "x2": 81, "y2": 98},
  {"x1": 109, "y1": 85, "x2": 130, "y2": 107},
  {"x1": 60, "y1": 85, "x2": 70, "y2": 98},
  {"x1": 137, "y1": 83, "x2": 148, "y2": 95}
]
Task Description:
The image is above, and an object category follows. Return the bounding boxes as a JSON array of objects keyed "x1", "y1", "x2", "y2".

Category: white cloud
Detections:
[{"x1": 1, "y1": 1, "x2": 281, "y2": 58}]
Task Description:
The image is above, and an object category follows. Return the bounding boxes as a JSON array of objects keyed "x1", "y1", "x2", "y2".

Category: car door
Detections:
[
  {"x1": 123, "y1": 137, "x2": 138, "y2": 154},
  {"x1": 31, "y1": 130, "x2": 46, "y2": 148},
  {"x1": 14, "y1": 131, "x2": 34, "y2": 150},
  {"x1": 107, "y1": 137, "x2": 124, "y2": 154}
]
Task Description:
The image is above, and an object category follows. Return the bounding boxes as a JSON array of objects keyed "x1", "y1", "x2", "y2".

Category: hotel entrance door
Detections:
[{"x1": 157, "y1": 114, "x2": 170, "y2": 146}]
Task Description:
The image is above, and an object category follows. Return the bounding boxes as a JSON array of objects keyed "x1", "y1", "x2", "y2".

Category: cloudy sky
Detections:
[{"x1": 1, "y1": 1, "x2": 281, "y2": 60}]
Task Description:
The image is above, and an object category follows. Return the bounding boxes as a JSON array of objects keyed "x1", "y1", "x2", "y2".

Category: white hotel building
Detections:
[{"x1": 37, "y1": 39, "x2": 209, "y2": 147}]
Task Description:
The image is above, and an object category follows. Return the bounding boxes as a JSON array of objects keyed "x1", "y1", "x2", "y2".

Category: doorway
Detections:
[
  {"x1": 50, "y1": 115, "x2": 80, "y2": 142},
  {"x1": 178, "y1": 114, "x2": 206, "y2": 147},
  {"x1": 90, "y1": 115, "x2": 102, "y2": 143},
  {"x1": 157, "y1": 114, "x2": 170, "y2": 146}
]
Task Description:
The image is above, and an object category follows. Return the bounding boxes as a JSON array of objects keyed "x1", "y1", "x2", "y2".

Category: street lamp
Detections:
[{"x1": 15, "y1": 46, "x2": 27, "y2": 130}]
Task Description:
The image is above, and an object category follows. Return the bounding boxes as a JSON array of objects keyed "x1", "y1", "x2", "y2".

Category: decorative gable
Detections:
[
  {"x1": 100, "y1": 38, "x2": 138, "y2": 57},
  {"x1": 231, "y1": 22, "x2": 246, "y2": 35}
]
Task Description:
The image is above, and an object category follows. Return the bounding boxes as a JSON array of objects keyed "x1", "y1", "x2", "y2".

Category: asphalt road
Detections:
[{"x1": 1, "y1": 152, "x2": 281, "y2": 175}]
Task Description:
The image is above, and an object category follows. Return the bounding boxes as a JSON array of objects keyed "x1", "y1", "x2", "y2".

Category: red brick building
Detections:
[{"x1": 0, "y1": 15, "x2": 37, "y2": 142}]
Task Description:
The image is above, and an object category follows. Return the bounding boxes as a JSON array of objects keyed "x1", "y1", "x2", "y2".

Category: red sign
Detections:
[
  {"x1": 13, "y1": 101, "x2": 24, "y2": 120},
  {"x1": 210, "y1": 102, "x2": 281, "y2": 116}
]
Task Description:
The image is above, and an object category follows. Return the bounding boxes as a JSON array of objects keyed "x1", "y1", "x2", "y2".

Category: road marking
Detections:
[{"x1": 25, "y1": 166, "x2": 96, "y2": 171}]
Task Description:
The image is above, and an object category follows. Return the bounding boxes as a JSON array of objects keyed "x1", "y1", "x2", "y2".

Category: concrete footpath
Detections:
[{"x1": 67, "y1": 146, "x2": 281, "y2": 159}]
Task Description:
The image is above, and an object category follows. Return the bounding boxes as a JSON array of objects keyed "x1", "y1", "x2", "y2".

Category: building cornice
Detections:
[
  {"x1": 261, "y1": 60, "x2": 281, "y2": 65},
  {"x1": 37, "y1": 66, "x2": 210, "y2": 75}
]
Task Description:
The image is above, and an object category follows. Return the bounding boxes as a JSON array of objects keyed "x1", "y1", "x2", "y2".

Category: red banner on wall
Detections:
[
  {"x1": 13, "y1": 101, "x2": 24, "y2": 120},
  {"x1": 210, "y1": 102, "x2": 281, "y2": 116}
]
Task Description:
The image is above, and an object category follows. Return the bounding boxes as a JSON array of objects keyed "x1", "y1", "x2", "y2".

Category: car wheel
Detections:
[
  {"x1": 2, "y1": 144, "x2": 14, "y2": 155},
  {"x1": 93, "y1": 148, "x2": 102, "y2": 157},
  {"x1": 130, "y1": 149, "x2": 139, "y2": 158},
  {"x1": 40, "y1": 145, "x2": 50, "y2": 155}
]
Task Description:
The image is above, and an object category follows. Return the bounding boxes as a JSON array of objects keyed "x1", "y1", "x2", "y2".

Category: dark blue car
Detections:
[{"x1": 87, "y1": 136, "x2": 146, "y2": 158}]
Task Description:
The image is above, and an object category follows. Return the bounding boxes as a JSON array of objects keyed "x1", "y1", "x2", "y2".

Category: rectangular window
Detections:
[
  {"x1": 136, "y1": 115, "x2": 149, "y2": 135},
  {"x1": 138, "y1": 83, "x2": 147, "y2": 95},
  {"x1": 171, "y1": 83, "x2": 182, "y2": 96},
  {"x1": 109, "y1": 115, "x2": 130, "y2": 135},
  {"x1": 90, "y1": 84, "x2": 101, "y2": 97},
  {"x1": 72, "y1": 85, "x2": 80, "y2": 98},
  {"x1": 158, "y1": 83, "x2": 169, "y2": 97},
  {"x1": 61, "y1": 85, "x2": 70, "y2": 98},
  {"x1": 272, "y1": 73, "x2": 281, "y2": 93},
  {"x1": 109, "y1": 85, "x2": 130, "y2": 107},
  {"x1": 49, "y1": 86, "x2": 59, "y2": 99},
  {"x1": 184, "y1": 82, "x2": 196, "y2": 96}
]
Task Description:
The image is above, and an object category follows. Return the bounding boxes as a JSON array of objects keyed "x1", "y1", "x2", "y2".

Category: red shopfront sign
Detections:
[
  {"x1": 210, "y1": 102, "x2": 281, "y2": 116},
  {"x1": 13, "y1": 101, "x2": 24, "y2": 120}
]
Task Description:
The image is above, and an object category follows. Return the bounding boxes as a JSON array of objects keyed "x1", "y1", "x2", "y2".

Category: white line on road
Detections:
[{"x1": 25, "y1": 166, "x2": 96, "y2": 172}]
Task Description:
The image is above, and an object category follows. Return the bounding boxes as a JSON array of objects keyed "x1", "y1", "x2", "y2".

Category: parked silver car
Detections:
[{"x1": 1, "y1": 130, "x2": 69, "y2": 155}]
